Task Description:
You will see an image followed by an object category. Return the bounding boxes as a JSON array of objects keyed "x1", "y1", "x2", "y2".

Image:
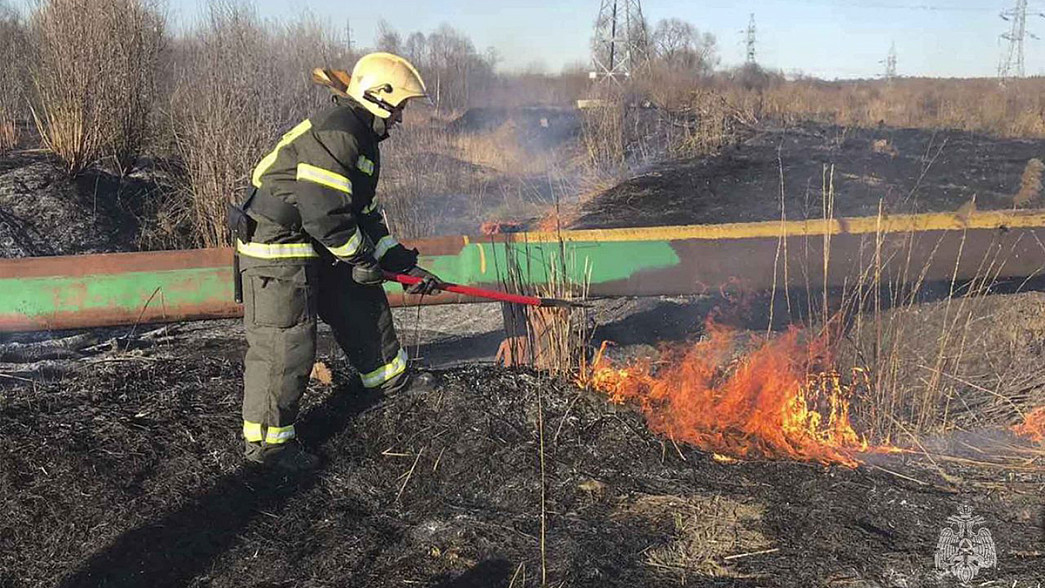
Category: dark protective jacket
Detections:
[{"x1": 237, "y1": 97, "x2": 407, "y2": 268}]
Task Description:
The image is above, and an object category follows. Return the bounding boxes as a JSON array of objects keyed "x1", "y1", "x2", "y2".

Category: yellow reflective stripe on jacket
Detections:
[
  {"x1": 265, "y1": 424, "x2": 296, "y2": 445},
  {"x1": 243, "y1": 421, "x2": 263, "y2": 442},
  {"x1": 253, "y1": 119, "x2": 313, "y2": 188},
  {"x1": 361, "y1": 348, "x2": 408, "y2": 388},
  {"x1": 296, "y1": 163, "x2": 353, "y2": 194},
  {"x1": 357, "y1": 155, "x2": 375, "y2": 176},
  {"x1": 325, "y1": 229, "x2": 364, "y2": 258},
  {"x1": 236, "y1": 239, "x2": 319, "y2": 260},
  {"x1": 374, "y1": 235, "x2": 399, "y2": 260}
]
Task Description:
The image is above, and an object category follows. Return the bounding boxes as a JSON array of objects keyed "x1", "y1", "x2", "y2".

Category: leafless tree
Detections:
[
  {"x1": 651, "y1": 18, "x2": 718, "y2": 76},
  {"x1": 375, "y1": 19, "x2": 401, "y2": 54}
]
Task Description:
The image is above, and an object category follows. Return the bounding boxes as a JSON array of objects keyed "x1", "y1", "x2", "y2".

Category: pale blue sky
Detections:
[{"x1": 174, "y1": 0, "x2": 1045, "y2": 79}]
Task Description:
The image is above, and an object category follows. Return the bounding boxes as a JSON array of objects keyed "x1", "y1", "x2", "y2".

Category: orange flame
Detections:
[
  {"x1": 1012, "y1": 406, "x2": 1045, "y2": 443},
  {"x1": 581, "y1": 322, "x2": 883, "y2": 467}
]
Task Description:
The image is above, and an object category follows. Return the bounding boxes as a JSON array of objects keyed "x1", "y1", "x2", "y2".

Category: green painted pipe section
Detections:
[
  {"x1": 421, "y1": 240, "x2": 681, "y2": 287},
  {"x1": 0, "y1": 239, "x2": 681, "y2": 332},
  {"x1": 0, "y1": 268, "x2": 233, "y2": 317}
]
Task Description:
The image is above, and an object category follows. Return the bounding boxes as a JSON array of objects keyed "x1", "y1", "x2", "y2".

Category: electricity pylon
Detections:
[
  {"x1": 590, "y1": 0, "x2": 649, "y2": 82},
  {"x1": 881, "y1": 42, "x2": 897, "y2": 81},
  {"x1": 998, "y1": 0, "x2": 1043, "y2": 80},
  {"x1": 746, "y1": 13, "x2": 757, "y2": 65}
]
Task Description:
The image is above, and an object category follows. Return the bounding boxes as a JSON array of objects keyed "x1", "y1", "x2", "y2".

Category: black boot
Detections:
[
  {"x1": 381, "y1": 370, "x2": 436, "y2": 396},
  {"x1": 245, "y1": 440, "x2": 320, "y2": 473}
]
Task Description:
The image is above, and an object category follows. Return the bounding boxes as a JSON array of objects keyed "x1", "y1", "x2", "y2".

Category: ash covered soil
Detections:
[
  {"x1": 0, "y1": 153, "x2": 160, "y2": 258},
  {"x1": 1, "y1": 339, "x2": 1043, "y2": 588},
  {"x1": 572, "y1": 123, "x2": 1045, "y2": 229}
]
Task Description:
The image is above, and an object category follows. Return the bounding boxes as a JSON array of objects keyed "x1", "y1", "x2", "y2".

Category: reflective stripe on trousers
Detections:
[
  {"x1": 361, "y1": 348, "x2": 408, "y2": 388},
  {"x1": 243, "y1": 421, "x2": 296, "y2": 445}
]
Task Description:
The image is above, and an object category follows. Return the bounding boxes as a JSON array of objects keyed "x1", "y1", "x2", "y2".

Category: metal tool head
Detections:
[{"x1": 538, "y1": 297, "x2": 592, "y2": 309}]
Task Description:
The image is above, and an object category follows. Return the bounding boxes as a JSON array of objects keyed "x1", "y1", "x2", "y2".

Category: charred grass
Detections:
[{"x1": 1, "y1": 339, "x2": 1042, "y2": 587}]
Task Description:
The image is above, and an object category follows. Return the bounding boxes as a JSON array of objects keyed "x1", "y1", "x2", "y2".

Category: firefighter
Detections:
[{"x1": 232, "y1": 53, "x2": 443, "y2": 472}]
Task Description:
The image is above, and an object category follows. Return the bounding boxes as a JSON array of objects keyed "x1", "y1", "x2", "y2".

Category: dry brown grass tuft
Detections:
[
  {"x1": 720, "y1": 77, "x2": 1045, "y2": 138},
  {"x1": 1014, "y1": 158, "x2": 1043, "y2": 207},
  {"x1": 0, "y1": 121, "x2": 17, "y2": 153},
  {"x1": 787, "y1": 172, "x2": 1044, "y2": 444},
  {"x1": 580, "y1": 101, "x2": 628, "y2": 173},
  {"x1": 623, "y1": 494, "x2": 769, "y2": 579},
  {"x1": 871, "y1": 138, "x2": 899, "y2": 158},
  {"x1": 452, "y1": 122, "x2": 554, "y2": 176}
]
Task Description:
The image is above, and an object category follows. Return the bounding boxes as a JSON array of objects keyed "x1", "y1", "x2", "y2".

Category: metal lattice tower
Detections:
[
  {"x1": 883, "y1": 42, "x2": 897, "y2": 81},
  {"x1": 590, "y1": 0, "x2": 649, "y2": 82},
  {"x1": 745, "y1": 13, "x2": 757, "y2": 65},
  {"x1": 998, "y1": 0, "x2": 1035, "y2": 80}
]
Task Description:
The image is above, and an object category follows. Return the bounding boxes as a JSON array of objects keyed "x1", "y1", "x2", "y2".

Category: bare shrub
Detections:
[
  {"x1": 580, "y1": 98, "x2": 626, "y2": 172},
  {"x1": 168, "y1": 2, "x2": 352, "y2": 247},
  {"x1": 29, "y1": 0, "x2": 164, "y2": 175},
  {"x1": 665, "y1": 91, "x2": 750, "y2": 159},
  {"x1": 0, "y1": 1, "x2": 28, "y2": 152},
  {"x1": 104, "y1": 1, "x2": 164, "y2": 174}
]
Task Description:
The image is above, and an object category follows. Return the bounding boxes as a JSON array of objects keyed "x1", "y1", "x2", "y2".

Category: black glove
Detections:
[
  {"x1": 379, "y1": 244, "x2": 419, "y2": 273},
  {"x1": 350, "y1": 256, "x2": 384, "y2": 286},
  {"x1": 405, "y1": 265, "x2": 444, "y2": 295}
]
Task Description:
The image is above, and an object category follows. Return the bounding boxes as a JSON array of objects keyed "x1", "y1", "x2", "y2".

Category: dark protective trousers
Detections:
[{"x1": 240, "y1": 260, "x2": 405, "y2": 446}]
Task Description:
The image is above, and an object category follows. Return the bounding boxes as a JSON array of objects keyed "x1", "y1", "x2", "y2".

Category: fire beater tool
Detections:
[{"x1": 382, "y1": 271, "x2": 588, "y2": 308}]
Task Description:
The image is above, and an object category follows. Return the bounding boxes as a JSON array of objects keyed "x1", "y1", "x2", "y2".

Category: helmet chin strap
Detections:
[{"x1": 363, "y1": 85, "x2": 398, "y2": 118}]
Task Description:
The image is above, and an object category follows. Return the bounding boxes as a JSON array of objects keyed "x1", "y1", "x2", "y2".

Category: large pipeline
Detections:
[{"x1": 2, "y1": 210, "x2": 1045, "y2": 332}]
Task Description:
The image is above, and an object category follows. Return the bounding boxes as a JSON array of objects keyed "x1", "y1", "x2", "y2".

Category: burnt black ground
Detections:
[
  {"x1": 0, "y1": 152, "x2": 166, "y2": 258},
  {"x1": 572, "y1": 124, "x2": 1045, "y2": 229},
  {"x1": 1, "y1": 338, "x2": 1042, "y2": 588}
]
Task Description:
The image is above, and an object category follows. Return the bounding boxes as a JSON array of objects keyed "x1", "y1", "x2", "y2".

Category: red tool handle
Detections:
[{"x1": 383, "y1": 272, "x2": 545, "y2": 306}]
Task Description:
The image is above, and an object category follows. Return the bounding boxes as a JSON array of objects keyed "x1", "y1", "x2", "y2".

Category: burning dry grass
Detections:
[
  {"x1": 583, "y1": 322, "x2": 879, "y2": 467},
  {"x1": 1012, "y1": 406, "x2": 1045, "y2": 443}
]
